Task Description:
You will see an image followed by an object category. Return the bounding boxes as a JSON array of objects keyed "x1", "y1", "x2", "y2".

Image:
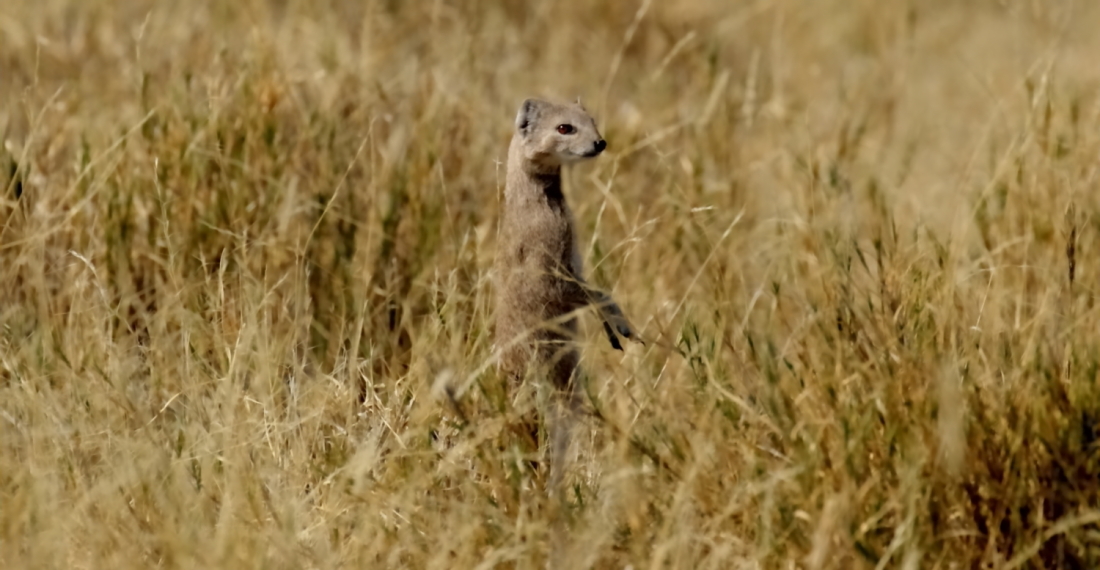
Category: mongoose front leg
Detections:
[
  {"x1": 565, "y1": 248, "x2": 638, "y2": 350},
  {"x1": 589, "y1": 289, "x2": 635, "y2": 350},
  {"x1": 561, "y1": 271, "x2": 638, "y2": 351}
]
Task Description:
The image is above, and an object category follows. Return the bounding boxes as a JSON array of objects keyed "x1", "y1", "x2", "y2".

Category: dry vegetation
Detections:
[{"x1": 3, "y1": 0, "x2": 1100, "y2": 568}]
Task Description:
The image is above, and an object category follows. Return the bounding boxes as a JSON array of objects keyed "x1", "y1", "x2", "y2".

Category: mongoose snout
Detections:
[{"x1": 584, "y1": 139, "x2": 607, "y2": 157}]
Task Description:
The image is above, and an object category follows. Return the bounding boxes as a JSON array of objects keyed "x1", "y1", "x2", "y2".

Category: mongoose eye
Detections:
[{"x1": 556, "y1": 124, "x2": 575, "y2": 135}]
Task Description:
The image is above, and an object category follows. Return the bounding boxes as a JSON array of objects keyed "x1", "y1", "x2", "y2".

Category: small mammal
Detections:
[{"x1": 494, "y1": 98, "x2": 636, "y2": 400}]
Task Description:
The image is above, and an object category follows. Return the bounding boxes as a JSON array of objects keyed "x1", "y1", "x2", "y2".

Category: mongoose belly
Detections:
[{"x1": 495, "y1": 238, "x2": 580, "y2": 389}]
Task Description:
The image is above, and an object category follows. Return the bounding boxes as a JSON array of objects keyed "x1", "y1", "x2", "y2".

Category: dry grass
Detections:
[{"x1": 3, "y1": 1, "x2": 1100, "y2": 568}]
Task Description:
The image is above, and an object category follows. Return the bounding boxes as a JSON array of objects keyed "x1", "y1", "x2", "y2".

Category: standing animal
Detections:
[{"x1": 494, "y1": 97, "x2": 636, "y2": 414}]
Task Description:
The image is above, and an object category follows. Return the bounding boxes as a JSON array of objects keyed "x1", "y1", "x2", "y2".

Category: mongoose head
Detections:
[{"x1": 513, "y1": 98, "x2": 607, "y2": 168}]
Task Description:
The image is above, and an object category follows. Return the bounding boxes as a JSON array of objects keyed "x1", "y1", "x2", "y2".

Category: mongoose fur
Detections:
[{"x1": 494, "y1": 98, "x2": 635, "y2": 397}]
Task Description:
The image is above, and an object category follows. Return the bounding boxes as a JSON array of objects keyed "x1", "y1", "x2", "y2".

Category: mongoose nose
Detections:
[{"x1": 594, "y1": 139, "x2": 607, "y2": 153}]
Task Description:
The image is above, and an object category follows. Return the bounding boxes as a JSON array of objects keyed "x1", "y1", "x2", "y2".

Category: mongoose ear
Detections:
[{"x1": 515, "y1": 99, "x2": 542, "y2": 134}]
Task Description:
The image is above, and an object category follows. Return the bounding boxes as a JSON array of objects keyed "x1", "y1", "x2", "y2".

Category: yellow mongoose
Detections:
[{"x1": 494, "y1": 98, "x2": 635, "y2": 400}]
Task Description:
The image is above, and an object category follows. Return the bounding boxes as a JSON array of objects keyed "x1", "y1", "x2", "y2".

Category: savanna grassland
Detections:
[{"x1": 3, "y1": 1, "x2": 1100, "y2": 568}]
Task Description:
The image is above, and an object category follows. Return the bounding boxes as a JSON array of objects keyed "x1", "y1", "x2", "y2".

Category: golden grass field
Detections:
[{"x1": 3, "y1": 1, "x2": 1100, "y2": 568}]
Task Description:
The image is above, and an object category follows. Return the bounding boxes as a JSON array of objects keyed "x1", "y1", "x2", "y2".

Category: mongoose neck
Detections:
[
  {"x1": 528, "y1": 171, "x2": 564, "y2": 202},
  {"x1": 506, "y1": 135, "x2": 565, "y2": 204}
]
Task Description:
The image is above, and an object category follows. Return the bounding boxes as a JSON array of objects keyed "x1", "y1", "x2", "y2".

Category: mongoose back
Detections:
[{"x1": 494, "y1": 98, "x2": 635, "y2": 395}]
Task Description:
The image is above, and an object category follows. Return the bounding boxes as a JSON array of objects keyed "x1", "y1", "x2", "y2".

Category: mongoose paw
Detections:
[
  {"x1": 601, "y1": 310, "x2": 640, "y2": 350},
  {"x1": 613, "y1": 319, "x2": 634, "y2": 341},
  {"x1": 602, "y1": 321, "x2": 625, "y2": 351}
]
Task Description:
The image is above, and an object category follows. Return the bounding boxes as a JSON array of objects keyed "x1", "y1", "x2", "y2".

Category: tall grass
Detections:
[{"x1": 2, "y1": 1, "x2": 1100, "y2": 568}]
